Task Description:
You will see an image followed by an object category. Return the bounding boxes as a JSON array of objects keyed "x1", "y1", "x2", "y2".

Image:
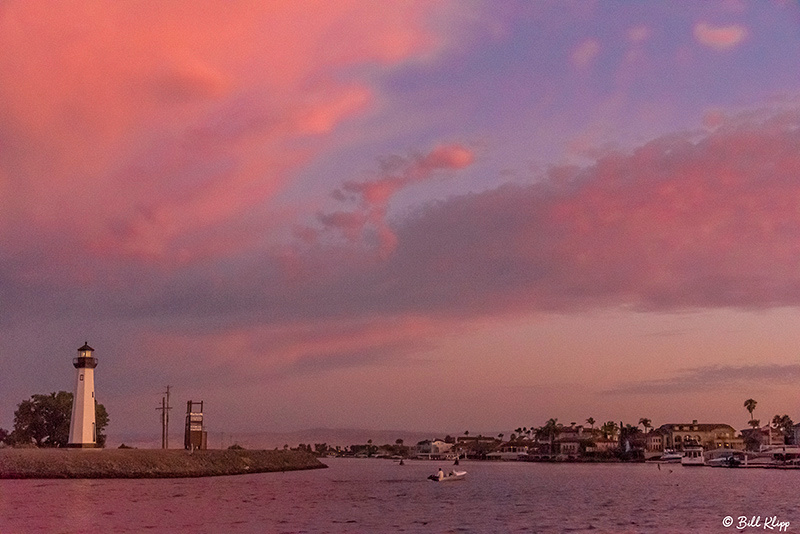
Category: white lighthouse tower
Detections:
[{"x1": 68, "y1": 342, "x2": 98, "y2": 448}]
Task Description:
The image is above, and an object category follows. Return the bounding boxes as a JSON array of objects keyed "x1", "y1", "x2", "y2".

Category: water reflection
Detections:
[{"x1": 1, "y1": 458, "x2": 799, "y2": 533}]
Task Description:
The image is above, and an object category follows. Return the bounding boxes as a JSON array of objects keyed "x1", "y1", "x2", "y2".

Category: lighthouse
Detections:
[{"x1": 68, "y1": 342, "x2": 98, "y2": 448}]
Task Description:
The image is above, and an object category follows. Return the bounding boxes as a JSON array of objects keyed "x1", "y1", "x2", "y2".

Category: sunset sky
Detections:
[{"x1": 3, "y1": 1, "x2": 800, "y2": 440}]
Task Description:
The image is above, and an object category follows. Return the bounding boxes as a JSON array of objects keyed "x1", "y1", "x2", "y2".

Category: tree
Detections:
[
  {"x1": 638, "y1": 418, "x2": 652, "y2": 433},
  {"x1": 744, "y1": 398, "x2": 757, "y2": 421},
  {"x1": 621, "y1": 424, "x2": 642, "y2": 441},
  {"x1": 586, "y1": 417, "x2": 596, "y2": 430},
  {"x1": 0, "y1": 427, "x2": 8, "y2": 444},
  {"x1": 541, "y1": 418, "x2": 561, "y2": 454},
  {"x1": 10, "y1": 391, "x2": 109, "y2": 448},
  {"x1": 772, "y1": 414, "x2": 794, "y2": 444},
  {"x1": 600, "y1": 421, "x2": 619, "y2": 440},
  {"x1": 95, "y1": 401, "x2": 109, "y2": 447}
]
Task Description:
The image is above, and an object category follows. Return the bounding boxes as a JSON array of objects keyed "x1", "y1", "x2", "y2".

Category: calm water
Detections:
[{"x1": 1, "y1": 458, "x2": 799, "y2": 533}]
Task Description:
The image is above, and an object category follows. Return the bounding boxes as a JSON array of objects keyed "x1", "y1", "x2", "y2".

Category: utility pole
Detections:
[
  {"x1": 164, "y1": 385, "x2": 171, "y2": 449},
  {"x1": 156, "y1": 386, "x2": 172, "y2": 449},
  {"x1": 158, "y1": 397, "x2": 166, "y2": 449}
]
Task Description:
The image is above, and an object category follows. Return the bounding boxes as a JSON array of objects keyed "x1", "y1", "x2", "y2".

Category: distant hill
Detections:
[{"x1": 109, "y1": 428, "x2": 491, "y2": 450}]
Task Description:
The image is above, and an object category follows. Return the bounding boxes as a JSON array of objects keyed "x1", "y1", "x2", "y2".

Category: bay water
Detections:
[{"x1": 1, "y1": 457, "x2": 798, "y2": 533}]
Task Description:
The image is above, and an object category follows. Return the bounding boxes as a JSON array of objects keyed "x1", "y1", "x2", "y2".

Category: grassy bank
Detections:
[{"x1": 0, "y1": 448, "x2": 326, "y2": 479}]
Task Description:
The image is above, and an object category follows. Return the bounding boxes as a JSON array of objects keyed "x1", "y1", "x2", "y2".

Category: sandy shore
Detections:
[{"x1": 0, "y1": 448, "x2": 326, "y2": 479}]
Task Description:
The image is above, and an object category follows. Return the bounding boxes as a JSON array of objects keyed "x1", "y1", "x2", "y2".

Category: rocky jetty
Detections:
[{"x1": 0, "y1": 448, "x2": 326, "y2": 479}]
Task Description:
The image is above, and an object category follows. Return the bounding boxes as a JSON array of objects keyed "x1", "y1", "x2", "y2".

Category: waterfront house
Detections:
[
  {"x1": 554, "y1": 426, "x2": 593, "y2": 458},
  {"x1": 455, "y1": 435, "x2": 499, "y2": 445},
  {"x1": 454, "y1": 435, "x2": 501, "y2": 459},
  {"x1": 486, "y1": 442, "x2": 528, "y2": 460},
  {"x1": 645, "y1": 431, "x2": 664, "y2": 452},
  {"x1": 412, "y1": 439, "x2": 453, "y2": 459},
  {"x1": 585, "y1": 437, "x2": 618, "y2": 453},
  {"x1": 557, "y1": 438, "x2": 581, "y2": 457},
  {"x1": 657, "y1": 421, "x2": 742, "y2": 451}
]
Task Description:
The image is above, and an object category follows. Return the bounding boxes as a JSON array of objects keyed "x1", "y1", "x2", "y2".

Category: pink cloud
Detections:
[
  {"x1": 134, "y1": 316, "x2": 443, "y2": 386},
  {"x1": 320, "y1": 143, "x2": 474, "y2": 257},
  {"x1": 0, "y1": 1, "x2": 447, "y2": 268},
  {"x1": 6, "y1": 108, "x2": 800, "y2": 336},
  {"x1": 5, "y1": 108, "x2": 800, "y2": 418},
  {"x1": 571, "y1": 39, "x2": 600, "y2": 68},
  {"x1": 693, "y1": 22, "x2": 748, "y2": 50},
  {"x1": 702, "y1": 109, "x2": 727, "y2": 129},
  {"x1": 382, "y1": 110, "x2": 800, "y2": 314},
  {"x1": 295, "y1": 87, "x2": 373, "y2": 135}
]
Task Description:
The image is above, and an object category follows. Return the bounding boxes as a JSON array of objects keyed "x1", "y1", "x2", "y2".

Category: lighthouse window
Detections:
[{"x1": 80, "y1": 374, "x2": 84, "y2": 381}]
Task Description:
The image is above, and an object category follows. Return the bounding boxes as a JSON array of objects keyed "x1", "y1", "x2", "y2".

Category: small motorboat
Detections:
[
  {"x1": 428, "y1": 470, "x2": 467, "y2": 482},
  {"x1": 659, "y1": 449, "x2": 683, "y2": 463}
]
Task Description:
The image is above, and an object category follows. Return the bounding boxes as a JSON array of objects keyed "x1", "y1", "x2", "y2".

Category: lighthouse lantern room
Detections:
[{"x1": 68, "y1": 342, "x2": 98, "y2": 448}]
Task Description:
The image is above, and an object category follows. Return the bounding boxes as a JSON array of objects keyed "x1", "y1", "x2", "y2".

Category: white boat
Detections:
[
  {"x1": 760, "y1": 445, "x2": 800, "y2": 461},
  {"x1": 659, "y1": 449, "x2": 683, "y2": 463},
  {"x1": 681, "y1": 445, "x2": 705, "y2": 466},
  {"x1": 428, "y1": 470, "x2": 467, "y2": 482},
  {"x1": 706, "y1": 449, "x2": 747, "y2": 468}
]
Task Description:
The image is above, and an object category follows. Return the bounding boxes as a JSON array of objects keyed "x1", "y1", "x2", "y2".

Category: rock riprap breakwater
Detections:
[{"x1": 0, "y1": 448, "x2": 326, "y2": 478}]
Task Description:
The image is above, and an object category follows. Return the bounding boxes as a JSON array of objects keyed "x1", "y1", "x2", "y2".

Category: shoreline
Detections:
[{"x1": 0, "y1": 448, "x2": 326, "y2": 479}]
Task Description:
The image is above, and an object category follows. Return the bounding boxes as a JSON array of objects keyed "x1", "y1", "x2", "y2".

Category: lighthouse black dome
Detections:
[{"x1": 78, "y1": 342, "x2": 94, "y2": 352}]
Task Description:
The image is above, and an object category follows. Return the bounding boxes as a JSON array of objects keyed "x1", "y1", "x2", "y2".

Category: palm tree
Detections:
[
  {"x1": 600, "y1": 421, "x2": 619, "y2": 440},
  {"x1": 542, "y1": 418, "x2": 561, "y2": 454},
  {"x1": 586, "y1": 417, "x2": 596, "y2": 430},
  {"x1": 638, "y1": 418, "x2": 652, "y2": 434},
  {"x1": 744, "y1": 398, "x2": 757, "y2": 422}
]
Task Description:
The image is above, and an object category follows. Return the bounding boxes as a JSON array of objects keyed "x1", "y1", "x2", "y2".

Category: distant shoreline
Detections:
[{"x1": 0, "y1": 448, "x2": 326, "y2": 479}]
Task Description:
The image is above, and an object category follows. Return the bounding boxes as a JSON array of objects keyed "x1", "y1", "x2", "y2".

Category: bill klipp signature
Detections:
[{"x1": 722, "y1": 515, "x2": 790, "y2": 531}]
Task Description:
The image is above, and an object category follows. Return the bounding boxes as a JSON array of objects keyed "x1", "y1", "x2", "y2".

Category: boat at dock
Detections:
[
  {"x1": 681, "y1": 445, "x2": 705, "y2": 466},
  {"x1": 706, "y1": 445, "x2": 800, "y2": 468},
  {"x1": 657, "y1": 449, "x2": 683, "y2": 463}
]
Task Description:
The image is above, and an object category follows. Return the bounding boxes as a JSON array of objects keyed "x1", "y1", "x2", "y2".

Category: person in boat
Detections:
[{"x1": 437, "y1": 468, "x2": 445, "y2": 480}]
